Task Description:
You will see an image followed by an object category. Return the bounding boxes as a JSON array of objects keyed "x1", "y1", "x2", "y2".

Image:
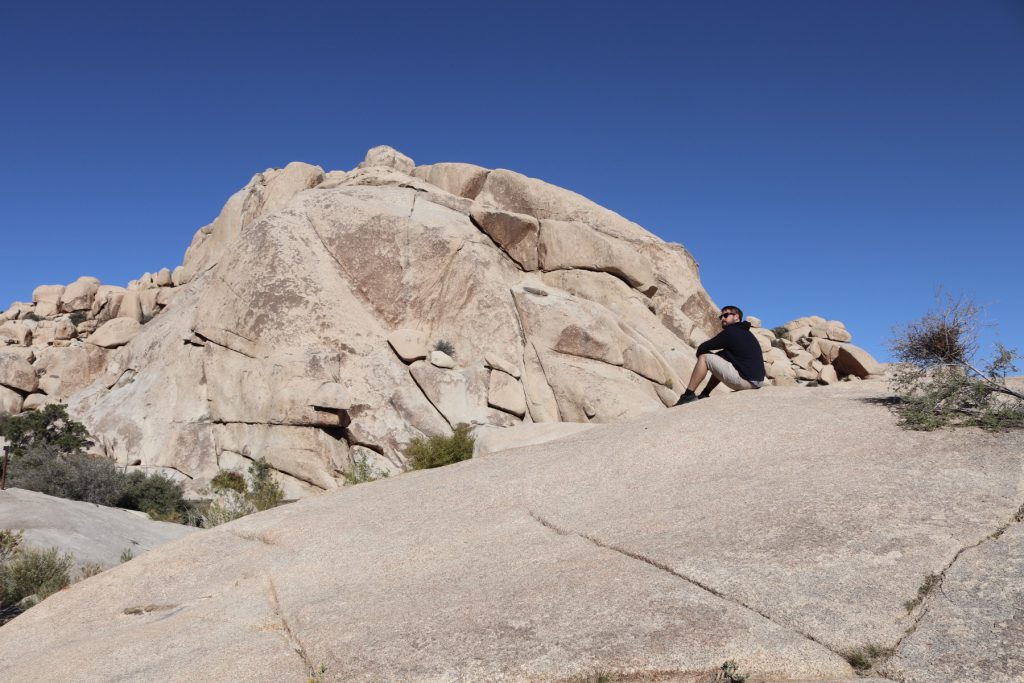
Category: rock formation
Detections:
[
  {"x1": 1, "y1": 382, "x2": 1019, "y2": 682},
  {"x1": 746, "y1": 315, "x2": 884, "y2": 386},
  {"x1": 0, "y1": 146, "x2": 882, "y2": 498}
]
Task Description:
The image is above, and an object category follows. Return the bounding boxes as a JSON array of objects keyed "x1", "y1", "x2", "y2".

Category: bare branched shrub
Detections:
[{"x1": 888, "y1": 293, "x2": 1024, "y2": 430}]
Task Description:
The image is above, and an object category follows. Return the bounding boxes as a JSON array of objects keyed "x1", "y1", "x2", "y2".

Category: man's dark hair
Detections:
[{"x1": 721, "y1": 305, "x2": 743, "y2": 319}]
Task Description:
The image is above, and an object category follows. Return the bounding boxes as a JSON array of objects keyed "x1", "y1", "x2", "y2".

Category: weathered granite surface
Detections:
[{"x1": 0, "y1": 382, "x2": 1020, "y2": 682}]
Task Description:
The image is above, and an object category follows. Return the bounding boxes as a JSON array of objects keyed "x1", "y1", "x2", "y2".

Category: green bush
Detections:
[
  {"x1": 69, "y1": 312, "x2": 87, "y2": 326},
  {"x1": 210, "y1": 470, "x2": 246, "y2": 494},
  {"x1": 771, "y1": 325, "x2": 788, "y2": 339},
  {"x1": 343, "y1": 453, "x2": 390, "y2": 485},
  {"x1": 117, "y1": 470, "x2": 190, "y2": 521},
  {"x1": 191, "y1": 458, "x2": 286, "y2": 528},
  {"x1": 9, "y1": 445, "x2": 125, "y2": 506},
  {"x1": 2, "y1": 408, "x2": 191, "y2": 521},
  {"x1": 247, "y1": 458, "x2": 285, "y2": 512},
  {"x1": 405, "y1": 424, "x2": 475, "y2": 470},
  {"x1": 717, "y1": 660, "x2": 748, "y2": 683},
  {"x1": 8, "y1": 444, "x2": 190, "y2": 520},
  {"x1": 0, "y1": 530, "x2": 73, "y2": 624}
]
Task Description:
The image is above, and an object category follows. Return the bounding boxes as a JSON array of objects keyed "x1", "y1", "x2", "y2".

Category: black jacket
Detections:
[{"x1": 696, "y1": 321, "x2": 765, "y2": 383}]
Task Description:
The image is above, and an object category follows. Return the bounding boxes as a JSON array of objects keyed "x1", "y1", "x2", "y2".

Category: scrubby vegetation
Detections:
[
  {"x1": 433, "y1": 339, "x2": 456, "y2": 358},
  {"x1": 405, "y1": 424, "x2": 474, "y2": 470},
  {"x1": 903, "y1": 572, "x2": 940, "y2": 612},
  {"x1": 1, "y1": 406, "x2": 191, "y2": 521},
  {"x1": 842, "y1": 643, "x2": 894, "y2": 671},
  {"x1": 190, "y1": 458, "x2": 285, "y2": 527},
  {"x1": 716, "y1": 660, "x2": 748, "y2": 682},
  {"x1": 342, "y1": 453, "x2": 390, "y2": 485},
  {"x1": 888, "y1": 294, "x2": 1024, "y2": 430},
  {"x1": 0, "y1": 530, "x2": 73, "y2": 625}
]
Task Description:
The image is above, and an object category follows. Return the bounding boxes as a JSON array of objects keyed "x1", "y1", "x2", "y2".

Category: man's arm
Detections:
[{"x1": 696, "y1": 329, "x2": 729, "y2": 356}]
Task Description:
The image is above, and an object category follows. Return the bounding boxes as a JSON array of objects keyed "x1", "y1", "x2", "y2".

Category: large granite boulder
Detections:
[{"x1": 5, "y1": 147, "x2": 720, "y2": 495}]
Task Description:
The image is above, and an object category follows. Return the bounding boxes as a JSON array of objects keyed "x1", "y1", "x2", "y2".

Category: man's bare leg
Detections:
[
  {"x1": 686, "y1": 354, "x2": 709, "y2": 392},
  {"x1": 677, "y1": 355, "x2": 712, "y2": 406}
]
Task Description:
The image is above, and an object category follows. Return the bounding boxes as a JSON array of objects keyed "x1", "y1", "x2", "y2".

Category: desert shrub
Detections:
[
  {"x1": 888, "y1": 294, "x2": 1024, "y2": 431},
  {"x1": 69, "y1": 312, "x2": 87, "y2": 326},
  {"x1": 2, "y1": 408, "x2": 190, "y2": 520},
  {"x1": 717, "y1": 660, "x2": 747, "y2": 682},
  {"x1": 0, "y1": 530, "x2": 21, "y2": 563},
  {"x1": 116, "y1": 470, "x2": 189, "y2": 520},
  {"x1": 77, "y1": 562, "x2": 104, "y2": 580},
  {"x1": 22, "y1": 312, "x2": 41, "y2": 322},
  {"x1": 190, "y1": 458, "x2": 285, "y2": 528},
  {"x1": 343, "y1": 453, "x2": 390, "y2": 485},
  {"x1": 8, "y1": 444, "x2": 189, "y2": 519},
  {"x1": 210, "y1": 470, "x2": 246, "y2": 494},
  {"x1": 433, "y1": 339, "x2": 456, "y2": 358},
  {"x1": 842, "y1": 644, "x2": 893, "y2": 671},
  {"x1": 0, "y1": 531, "x2": 73, "y2": 619},
  {"x1": 247, "y1": 458, "x2": 285, "y2": 511},
  {"x1": 771, "y1": 325, "x2": 787, "y2": 339},
  {"x1": 9, "y1": 444, "x2": 125, "y2": 506},
  {"x1": 0, "y1": 404, "x2": 93, "y2": 457},
  {"x1": 405, "y1": 424, "x2": 474, "y2": 470}
]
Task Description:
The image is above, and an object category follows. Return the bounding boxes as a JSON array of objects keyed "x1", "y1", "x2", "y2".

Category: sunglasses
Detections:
[{"x1": 719, "y1": 312, "x2": 737, "y2": 318}]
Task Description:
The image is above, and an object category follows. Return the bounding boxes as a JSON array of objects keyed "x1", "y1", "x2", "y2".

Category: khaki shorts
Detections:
[{"x1": 704, "y1": 354, "x2": 764, "y2": 391}]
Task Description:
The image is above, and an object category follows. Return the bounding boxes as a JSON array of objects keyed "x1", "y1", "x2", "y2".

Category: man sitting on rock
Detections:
[{"x1": 675, "y1": 305, "x2": 766, "y2": 405}]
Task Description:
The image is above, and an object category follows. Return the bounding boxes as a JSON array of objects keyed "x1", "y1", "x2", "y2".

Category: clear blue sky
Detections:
[{"x1": 2, "y1": 1, "x2": 1022, "y2": 362}]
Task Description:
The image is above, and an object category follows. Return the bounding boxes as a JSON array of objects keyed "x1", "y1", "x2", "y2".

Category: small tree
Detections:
[
  {"x1": 0, "y1": 404, "x2": 93, "y2": 457},
  {"x1": 888, "y1": 293, "x2": 1024, "y2": 430}
]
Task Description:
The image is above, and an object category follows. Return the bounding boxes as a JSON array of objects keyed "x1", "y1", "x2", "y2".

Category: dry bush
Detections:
[{"x1": 888, "y1": 293, "x2": 1023, "y2": 430}]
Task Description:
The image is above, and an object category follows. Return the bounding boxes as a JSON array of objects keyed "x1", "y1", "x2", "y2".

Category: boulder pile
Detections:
[
  {"x1": 0, "y1": 268, "x2": 187, "y2": 414},
  {"x1": 747, "y1": 315, "x2": 884, "y2": 386}
]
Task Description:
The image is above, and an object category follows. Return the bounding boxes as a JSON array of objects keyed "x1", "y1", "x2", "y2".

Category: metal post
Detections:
[{"x1": 0, "y1": 441, "x2": 9, "y2": 491}]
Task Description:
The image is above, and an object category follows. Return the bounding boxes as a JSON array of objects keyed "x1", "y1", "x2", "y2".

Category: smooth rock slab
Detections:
[
  {"x1": 1, "y1": 384, "x2": 1023, "y2": 681},
  {"x1": 883, "y1": 519, "x2": 1024, "y2": 683},
  {"x1": 0, "y1": 488, "x2": 196, "y2": 571}
]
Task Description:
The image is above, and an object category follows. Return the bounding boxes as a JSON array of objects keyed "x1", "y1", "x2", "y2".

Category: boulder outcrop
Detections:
[
  {"x1": 747, "y1": 316, "x2": 884, "y2": 386},
  {"x1": 0, "y1": 146, "x2": 879, "y2": 496}
]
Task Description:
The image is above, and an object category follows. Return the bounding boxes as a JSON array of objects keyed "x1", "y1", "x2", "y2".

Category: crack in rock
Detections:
[
  {"x1": 228, "y1": 529, "x2": 275, "y2": 546},
  {"x1": 526, "y1": 509, "x2": 855, "y2": 671},
  {"x1": 893, "y1": 499, "x2": 1024, "y2": 652},
  {"x1": 265, "y1": 577, "x2": 317, "y2": 678}
]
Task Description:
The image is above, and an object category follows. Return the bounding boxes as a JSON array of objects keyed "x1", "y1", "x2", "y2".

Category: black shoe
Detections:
[
  {"x1": 674, "y1": 393, "x2": 699, "y2": 406},
  {"x1": 698, "y1": 394, "x2": 710, "y2": 399}
]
